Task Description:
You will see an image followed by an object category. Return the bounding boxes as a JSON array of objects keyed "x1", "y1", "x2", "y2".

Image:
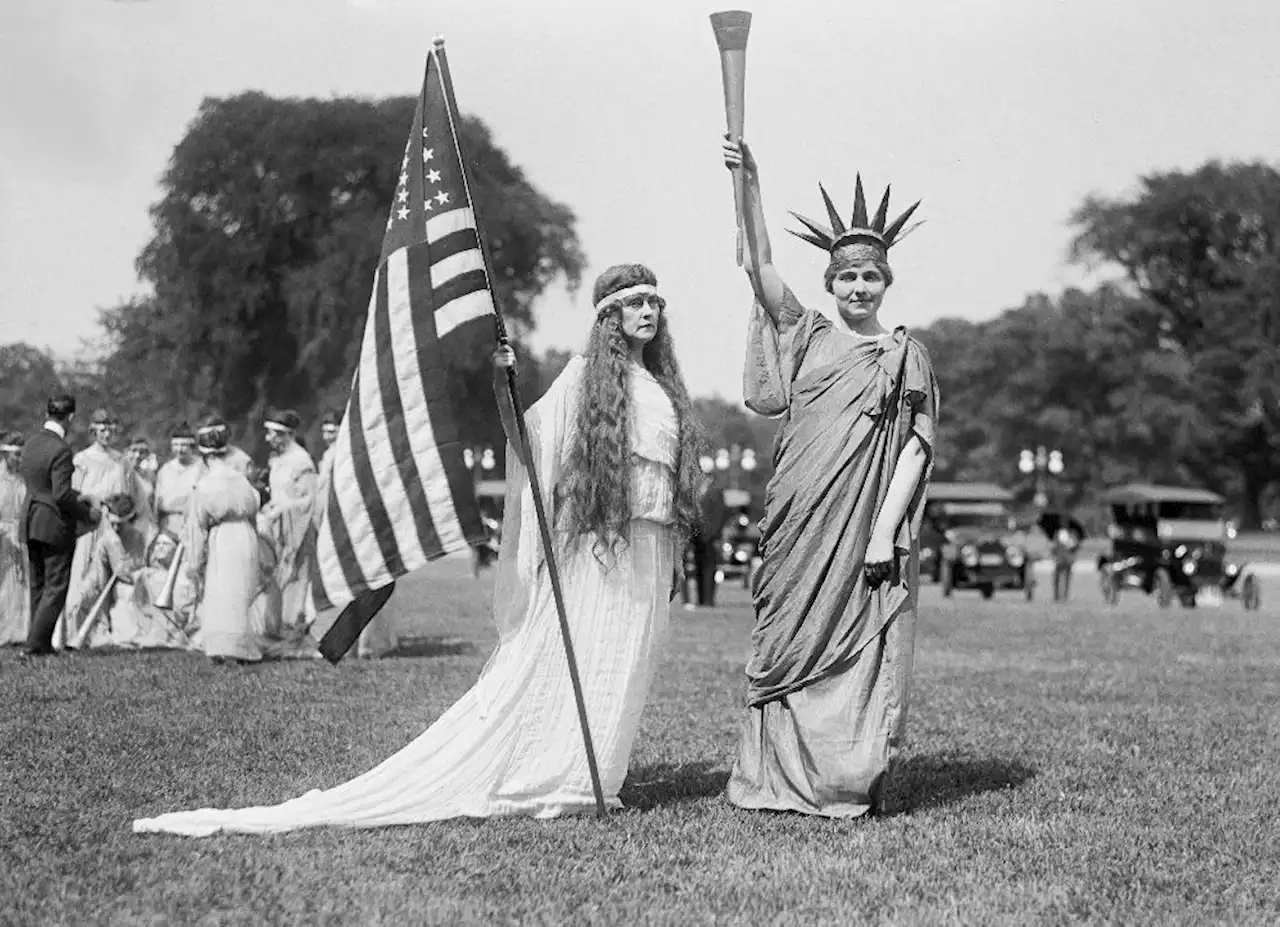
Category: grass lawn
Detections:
[{"x1": 2, "y1": 559, "x2": 1277, "y2": 926}]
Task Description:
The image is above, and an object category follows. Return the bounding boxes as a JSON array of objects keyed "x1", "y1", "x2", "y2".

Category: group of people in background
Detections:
[{"x1": 1, "y1": 396, "x2": 395, "y2": 664}]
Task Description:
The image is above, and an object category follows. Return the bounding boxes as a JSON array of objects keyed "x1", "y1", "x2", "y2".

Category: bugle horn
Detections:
[
  {"x1": 71, "y1": 574, "x2": 118, "y2": 650},
  {"x1": 155, "y1": 541, "x2": 186, "y2": 610},
  {"x1": 710, "y1": 10, "x2": 752, "y2": 266}
]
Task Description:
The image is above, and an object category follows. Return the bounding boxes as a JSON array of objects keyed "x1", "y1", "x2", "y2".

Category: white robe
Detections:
[{"x1": 133, "y1": 356, "x2": 680, "y2": 835}]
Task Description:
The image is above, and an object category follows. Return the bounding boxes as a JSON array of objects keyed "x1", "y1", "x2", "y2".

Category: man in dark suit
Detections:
[
  {"x1": 19, "y1": 394, "x2": 98, "y2": 657},
  {"x1": 684, "y1": 474, "x2": 728, "y2": 609}
]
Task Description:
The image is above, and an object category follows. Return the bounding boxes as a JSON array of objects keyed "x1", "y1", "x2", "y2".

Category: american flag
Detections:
[{"x1": 313, "y1": 41, "x2": 494, "y2": 654}]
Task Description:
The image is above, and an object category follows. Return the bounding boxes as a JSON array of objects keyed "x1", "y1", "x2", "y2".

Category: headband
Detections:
[
  {"x1": 594, "y1": 283, "x2": 660, "y2": 315},
  {"x1": 196, "y1": 424, "x2": 227, "y2": 437},
  {"x1": 263, "y1": 420, "x2": 293, "y2": 433}
]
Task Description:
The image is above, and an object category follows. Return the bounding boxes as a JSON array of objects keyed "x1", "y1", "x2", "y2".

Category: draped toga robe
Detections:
[{"x1": 727, "y1": 289, "x2": 939, "y2": 817}]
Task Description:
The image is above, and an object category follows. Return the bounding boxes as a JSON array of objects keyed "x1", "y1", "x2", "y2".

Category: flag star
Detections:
[
  {"x1": 423, "y1": 148, "x2": 435, "y2": 160},
  {"x1": 397, "y1": 206, "x2": 410, "y2": 220},
  {"x1": 399, "y1": 171, "x2": 409, "y2": 186},
  {"x1": 426, "y1": 169, "x2": 442, "y2": 184},
  {"x1": 435, "y1": 191, "x2": 450, "y2": 205},
  {"x1": 402, "y1": 152, "x2": 410, "y2": 168},
  {"x1": 423, "y1": 199, "x2": 434, "y2": 211},
  {"x1": 397, "y1": 189, "x2": 409, "y2": 203}
]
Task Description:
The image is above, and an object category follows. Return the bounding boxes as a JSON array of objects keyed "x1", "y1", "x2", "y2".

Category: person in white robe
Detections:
[
  {"x1": 127, "y1": 435, "x2": 159, "y2": 524},
  {"x1": 183, "y1": 417, "x2": 268, "y2": 664},
  {"x1": 257, "y1": 409, "x2": 317, "y2": 632},
  {"x1": 112, "y1": 530, "x2": 194, "y2": 649},
  {"x1": 58, "y1": 409, "x2": 151, "y2": 649},
  {"x1": 68, "y1": 493, "x2": 156, "y2": 649},
  {"x1": 153, "y1": 424, "x2": 205, "y2": 536},
  {"x1": 0, "y1": 432, "x2": 31, "y2": 645},
  {"x1": 133, "y1": 262, "x2": 705, "y2": 835}
]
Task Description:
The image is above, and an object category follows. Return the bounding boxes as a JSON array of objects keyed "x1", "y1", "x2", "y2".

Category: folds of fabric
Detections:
[
  {"x1": 186, "y1": 466, "x2": 265, "y2": 662},
  {"x1": 730, "y1": 289, "x2": 939, "y2": 816},
  {"x1": 154, "y1": 459, "x2": 206, "y2": 536},
  {"x1": 57, "y1": 445, "x2": 140, "y2": 649},
  {"x1": 745, "y1": 311, "x2": 936, "y2": 706},
  {"x1": 261, "y1": 444, "x2": 317, "y2": 629},
  {"x1": 0, "y1": 469, "x2": 30, "y2": 644}
]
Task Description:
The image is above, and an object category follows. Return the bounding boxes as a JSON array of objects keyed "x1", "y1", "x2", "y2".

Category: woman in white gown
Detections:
[
  {"x1": 0, "y1": 432, "x2": 31, "y2": 645},
  {"x1": 133, "y1": 263, "x2": 705, "y2": 836},
  {"x1": 183, "y1": 418, "x2": 268, "y2": 664}
]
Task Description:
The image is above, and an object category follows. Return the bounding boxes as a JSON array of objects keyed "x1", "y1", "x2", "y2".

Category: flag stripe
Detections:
[
  {"x1": 432, "y1": 268, "x2": 489, "y2": 313},
  {"x1": 429, "y1": 227, "x2": 481, "y2": 264},
  {"x1": 405, "y1": 242, "x2": 469, "y2": 553},
  {"x1": 427, "y1": 207, "x2": 476, "y2": 243},
  {"x1": 436, "y1": 289, "x2": 497, "y2": 339},
  {"x1": 315, "y1": 453, "x2": 366, "y2": 609},
  {"x1": 344, "y1": 362, "x2": 405, "y2": 580},
  {"x1": 377, "y1": 252, "x2": 440, "y2": 561},
  {"x1": 429, "y1": 249, "x2": 486, "y2": 290}
]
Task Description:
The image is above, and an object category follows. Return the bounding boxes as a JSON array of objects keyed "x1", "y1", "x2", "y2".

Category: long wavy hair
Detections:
[{"x1": 557, "y1": 264, "x2": 706, "y2": 561}]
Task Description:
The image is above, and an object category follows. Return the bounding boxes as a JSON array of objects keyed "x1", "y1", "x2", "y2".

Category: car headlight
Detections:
[
  {"x1": 1174, "y1": 544, "x2": 1187, "y2": 558},
  {"x1": 1006, "y1": 548, "x2": 1025, "y2": 567},
  {"x1": 1226, "y1": 562, "x2": 1240, "y2": 576},
  {"x1": 734, "y1": 551, "x2": 748, "y2": 563},
  {"x1": 961, "y1": 544, "x2": 978, "y2": 567},
  {"x1": 1182, "y1": 559, "x2": 1197, "y2": 575}
]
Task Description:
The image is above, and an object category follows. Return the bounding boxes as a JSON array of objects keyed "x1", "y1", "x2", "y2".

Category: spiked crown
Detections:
[{"x1": 788, "y1": 175, "x2": 922, "y2": 258}]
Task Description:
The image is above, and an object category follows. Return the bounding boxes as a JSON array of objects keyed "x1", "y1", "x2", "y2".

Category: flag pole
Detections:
[{"x1": 432, "y1": 36, "x2": 608, "y2": 818}]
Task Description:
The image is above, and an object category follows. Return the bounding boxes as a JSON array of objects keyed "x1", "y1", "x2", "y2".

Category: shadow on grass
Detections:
[
  {"x1": 620, "y1": 761, "x2": 730, "y2": 811},
  {"x1": 385, "y1": 636, "x2": 478, "y2": 659},
  {"x1": 886, "y1": 754, "x2": 1038, "y2": 816}
]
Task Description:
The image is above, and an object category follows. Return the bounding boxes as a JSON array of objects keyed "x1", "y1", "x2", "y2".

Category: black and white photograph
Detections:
[{"x1": 2, "y1": 0, "x2": 1278, "y2": 923}]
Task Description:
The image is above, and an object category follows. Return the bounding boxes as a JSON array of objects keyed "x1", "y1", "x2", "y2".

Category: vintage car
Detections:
[
  {"x1": 715, "y1": 490, "x2": 761, "y2": 588},
  {"x1": 1096, "y1": 484, "x2": 1261, "y2": 610},
  {"x1": 922, "y1": 482, "x2": 1035, "y2": 599}
]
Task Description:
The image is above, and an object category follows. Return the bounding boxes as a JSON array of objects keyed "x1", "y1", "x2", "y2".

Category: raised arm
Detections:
[{"x1": 722, "y1": 135, "x2": 788, "y2": 327}]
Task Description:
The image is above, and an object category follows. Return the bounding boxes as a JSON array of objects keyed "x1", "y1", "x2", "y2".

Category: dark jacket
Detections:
[{"x1": 19, "y1": 426, "x2": 95, "y2": 550}]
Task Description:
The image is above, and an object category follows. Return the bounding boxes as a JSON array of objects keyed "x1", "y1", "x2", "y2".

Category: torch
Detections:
[{"x1": 710, "y1": 10, "x2": 752, "y2": 266}]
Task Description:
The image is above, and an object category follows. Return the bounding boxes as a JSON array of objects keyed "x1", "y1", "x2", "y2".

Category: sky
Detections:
[{"x1": 2, "y1": 0, "x2": 1279, "y2": 400}]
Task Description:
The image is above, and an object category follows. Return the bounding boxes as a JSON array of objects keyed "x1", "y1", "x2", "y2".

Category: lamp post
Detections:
[
  {"x1": 463, "y1": 445, "x2": 497, "y2": 484},
  {"x1": 1018, "y1": 445, "x2": 1064, "y2": 509},
  {"x1": 700, "y1": 443, "x2": 756, "y2": 489}
]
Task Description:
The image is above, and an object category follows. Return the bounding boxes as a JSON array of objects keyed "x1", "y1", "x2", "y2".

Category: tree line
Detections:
[{"x1": 2, "y1": 94, "x2": 1276, "y2": 526}]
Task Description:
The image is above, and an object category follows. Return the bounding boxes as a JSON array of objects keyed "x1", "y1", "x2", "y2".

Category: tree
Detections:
[
  {"x1": 1071, "y1": 161, "x2": 1280, "y2": 526},
  {"x1": 101, "y1": 92, "x2": 584, "y2": 456},
  {"x1": 0, "y1": 343, "x2": 63, "y2": 433}
]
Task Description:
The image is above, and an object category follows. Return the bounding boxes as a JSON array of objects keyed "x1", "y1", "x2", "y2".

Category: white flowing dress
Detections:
[{"x1": 133, "y1": 357, "x2": 679, "y2": 836}]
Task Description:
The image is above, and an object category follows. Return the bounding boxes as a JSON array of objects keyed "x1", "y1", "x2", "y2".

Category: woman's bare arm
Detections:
[
  {"x1": 871, "y1": 436, "x2": 929, "y2": 547},
  {"x1": 723, "y1": 135, "x2": 788, "y2": 327}
]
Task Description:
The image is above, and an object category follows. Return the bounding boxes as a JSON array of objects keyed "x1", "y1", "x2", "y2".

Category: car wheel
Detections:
[
  {"x1": 1243, "y1": 575, "x2": 1261, "y2": 611},
  {"x1": 1155, "y1": 568, "x2": 1174, "y2": 608},
  {"x1": 941, "y1": 562, "x2": 954, "y2": 598},
  {"x1": 980, "y1": 584, "x2": 994, "y2": 600}
]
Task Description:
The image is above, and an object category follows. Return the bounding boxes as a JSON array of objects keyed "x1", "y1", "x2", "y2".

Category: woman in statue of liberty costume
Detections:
[{"x1": 721, "y1": 135, "x2": 939, "y2": 817}]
